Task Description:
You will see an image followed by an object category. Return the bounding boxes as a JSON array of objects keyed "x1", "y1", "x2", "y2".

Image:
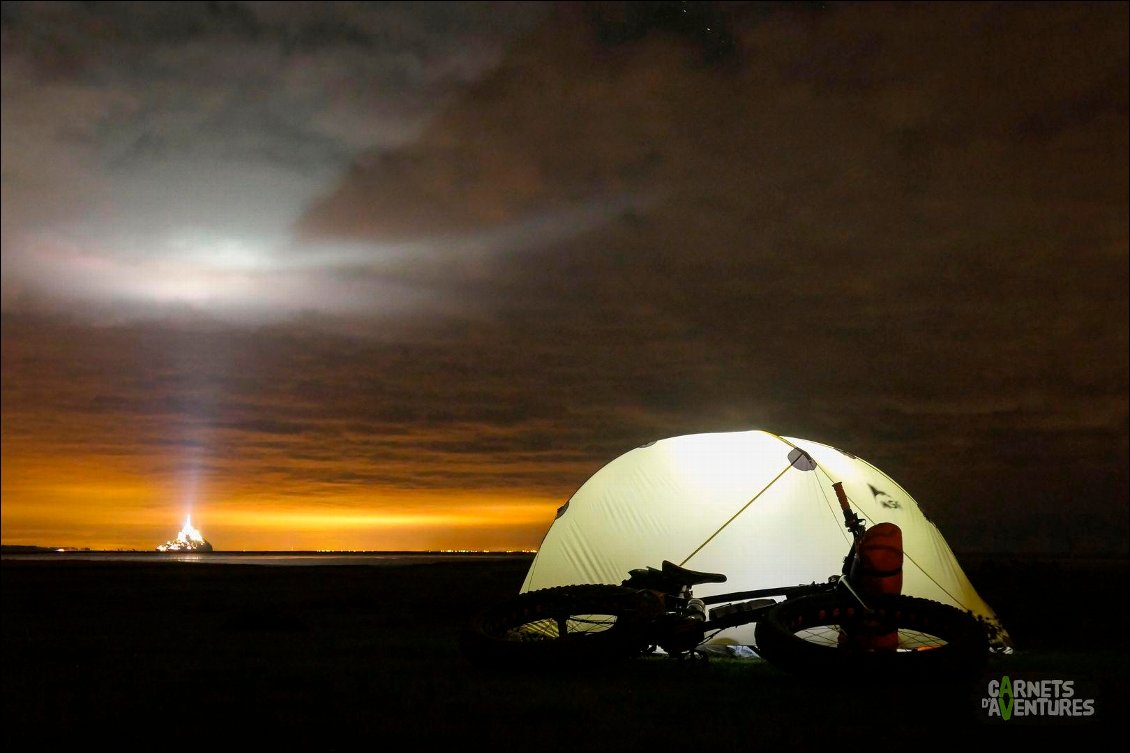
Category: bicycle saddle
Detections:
[{"x1": 660, "y1": 560, "x2": 727, "y2": 586}]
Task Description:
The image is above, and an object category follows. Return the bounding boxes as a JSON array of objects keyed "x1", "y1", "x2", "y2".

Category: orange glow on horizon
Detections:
[
  {"x1": 0, "y1": 357, "x2": 592, "y2": 551},
  {"x1": 0, "y1": 452, "x2": 567, "y2": 551}
]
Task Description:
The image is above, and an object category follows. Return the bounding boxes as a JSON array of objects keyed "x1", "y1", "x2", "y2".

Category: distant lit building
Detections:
[{"x1": 157, "y1": 515, "x2": 214, "y2": 552}]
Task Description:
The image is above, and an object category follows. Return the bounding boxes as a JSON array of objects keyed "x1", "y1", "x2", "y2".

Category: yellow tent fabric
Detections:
[{"x1": 521, "y1": 429, "x2": 1010, "y2": 647}]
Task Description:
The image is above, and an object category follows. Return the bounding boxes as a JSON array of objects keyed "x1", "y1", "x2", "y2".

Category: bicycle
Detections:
[{"x1": 462, "y1": 482, "x2": 990, "y2": 679}]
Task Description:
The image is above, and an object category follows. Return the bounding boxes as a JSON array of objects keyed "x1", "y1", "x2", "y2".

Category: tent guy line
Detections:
[{"x1": 679, "y1": 461, "x2": 793, "y2": 569}]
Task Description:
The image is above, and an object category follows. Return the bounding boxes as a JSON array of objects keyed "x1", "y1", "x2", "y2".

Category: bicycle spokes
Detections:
[
  {"x1": 506, "y1": 611, "x2": 620, "y2": 642},
  {"x1": 789, "y1": 623, "x2": 952, "y2": 651}
]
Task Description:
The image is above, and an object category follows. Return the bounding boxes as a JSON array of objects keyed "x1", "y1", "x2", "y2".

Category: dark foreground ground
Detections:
[{"x1": 3, "y1": 555, "x2": 1126, "y2": 750}]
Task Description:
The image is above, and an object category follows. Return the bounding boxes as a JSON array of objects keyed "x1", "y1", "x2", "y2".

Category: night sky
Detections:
[{"x1": 2, "y1": 2, "x2": 1126, "y2": 554}]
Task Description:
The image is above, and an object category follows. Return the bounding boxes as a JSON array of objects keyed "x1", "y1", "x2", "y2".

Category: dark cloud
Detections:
[
  {"x1": 1, "y1": 2, "x2": 1126, "y2": 553},
  {"x1": 295, "y1": 2, "x2": 1128, "y2": 552}
]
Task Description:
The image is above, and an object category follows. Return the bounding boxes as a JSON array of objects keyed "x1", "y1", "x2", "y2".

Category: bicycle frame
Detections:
[{"x1": 620, "y1": 481, "x2": 877, "y2": 655}]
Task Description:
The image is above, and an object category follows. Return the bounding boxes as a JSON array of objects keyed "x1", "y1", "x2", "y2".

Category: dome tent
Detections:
[{"x1": 521, "y1": 430, "x2": 1010, "y2": 647}]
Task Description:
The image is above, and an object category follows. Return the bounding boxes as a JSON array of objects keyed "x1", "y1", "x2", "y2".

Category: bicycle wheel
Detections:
[
  {"x1": 753, "y1": 593, "x2": 988, "y2": 679},
  {"x1": 461, "y1": 585, "x2": 660, "y2": 666}
]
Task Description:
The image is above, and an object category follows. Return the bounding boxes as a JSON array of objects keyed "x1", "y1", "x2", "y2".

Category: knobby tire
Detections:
[
  {"x1": 462, "y1": 584, "x2": 658, "y2": 667},
  {"x1": 753, "y1": 593, "x2": 989, "y2": 679}
]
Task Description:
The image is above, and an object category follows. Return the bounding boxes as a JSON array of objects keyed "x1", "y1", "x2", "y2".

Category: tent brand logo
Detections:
[
  {"x1": 869, "y1": 484, "x2": 901, "y2": 509},
  {"x1": 982, "y1": 676, "x2": 1095, "y2": 720}
]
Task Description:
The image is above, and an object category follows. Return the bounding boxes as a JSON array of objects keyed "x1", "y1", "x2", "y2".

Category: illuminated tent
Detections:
[{"x1": 521, "y1": 430, "x2": 1010, "y2": 647}]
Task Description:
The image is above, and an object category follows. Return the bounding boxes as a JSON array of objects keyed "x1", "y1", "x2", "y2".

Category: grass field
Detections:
[{"x1": 3, "y1": 555, "x2": 1126, "y2": 750}]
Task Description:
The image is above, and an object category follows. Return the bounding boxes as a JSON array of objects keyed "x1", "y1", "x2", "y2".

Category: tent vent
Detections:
[{"x1": 787, "y1": 447, "x2": 817, "y2": 471}]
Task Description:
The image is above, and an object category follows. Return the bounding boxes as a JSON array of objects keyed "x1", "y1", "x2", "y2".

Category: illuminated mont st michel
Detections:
[{"x1": 157, "y1": 515, "x2": 214, "y2": 552}]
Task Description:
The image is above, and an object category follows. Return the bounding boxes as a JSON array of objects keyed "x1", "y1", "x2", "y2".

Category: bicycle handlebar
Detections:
[{"x1": 832, "y1": 481, "x2": 866, "y2": 537}]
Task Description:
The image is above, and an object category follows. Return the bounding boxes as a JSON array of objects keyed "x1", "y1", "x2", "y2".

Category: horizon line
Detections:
[{"x1": 0, "y1": 544, "x2": 538, "y2": 554}]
